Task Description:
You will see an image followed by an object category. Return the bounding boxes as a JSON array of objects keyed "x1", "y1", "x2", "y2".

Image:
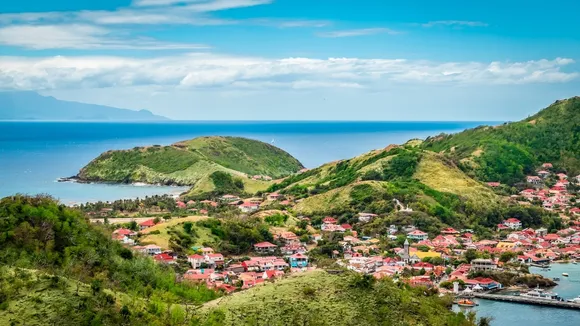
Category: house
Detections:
[
  {"x1": 537, "y1": 170, "x2": 550, "y2": 178},
  {"x1": 113, "y1": 228, "x2": 135, "y2": 237},
  {"x1": 187, "y1": 254, "x2": 205, "y2": 269},
  {"x1": 407, "y1": 230, "x2": 428, "y2": 241},
  {"x1": 465, "y1": 277, "x2": 501, "y2": 290},
  {"x1": 176, "y1": 201, "x2": 187, "y2": 209},
  {"x1": 542, "y1": 163, "x2": 553, "y2": 169},
  {"x1": 526, "y1": 176, "x2": 542, "y2": 185},
  {"x1": 111, "y1": 233, "x2": 135, "y2": 245},
  {"x1": 322, "y1": 217, "x2": 338, "y2": 224},
  {"x1": 503, "y1": 218, "x2": 522, "y2": 230},
  {"x1": 267, "y1": 193, "x2": 282, "y2": 201},
  {"x1": 153, "y1": 253, "x2": 175, "y2": 264},
  {"x1": 358, "y1": 212, "x2": 378, "y2": 223},
  {"x1": 142, "y1": 244, "x2": 162, "y2": 255},
  {"x1": 274, "y1": 231, "x2": 299, "y2": 244},
  {"x1": 220, "y1": 194, "x2": 240, "y2": 202},
  {"x1": 139, "y1": 219, "x2": 156, "y2": 230},
  {"x1": 470, "y1": 259, "x2": 497, "y2": 271},
  {"x1": 239, "y1": 202, "x2": 260, "y2": 213},
  {"x1": 289, "y1": 253, "x2": 308, "y2": 268},
  {"x1": 441, "y1": 227, "x2": 459, "y2": 235},
  {"x1": 486, "y1": 182, "x2": 501, "y2": 187},
  {"x1": 557, "y1": 173, "x2": 568, "y2": 180},
  {"x1": 205, "y1": 253, "x2": 225, "y2": 267},
  {"x1": 281, "y1": 244, "x2": 306, "y2": 256},
  {"x1": 412, "y1": 262, "x2": 434, "y2": 272},
  {"x1": 254, "y1": 242, "x2": 278, "y2": 254}
]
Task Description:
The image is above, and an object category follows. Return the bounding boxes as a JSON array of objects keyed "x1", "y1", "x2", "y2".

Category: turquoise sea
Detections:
[
  {"x1": 454, "y1": 263, "x2": 580, "y2": 325},
  {"x1": 0, "y1": 121, "x2": 482, "y2": 204}
]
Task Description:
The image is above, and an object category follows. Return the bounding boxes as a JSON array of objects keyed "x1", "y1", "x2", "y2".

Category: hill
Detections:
[
  {"x1": 75, "y1": 136, "x2": 304, "y2": 194},
  {"x1": 422, "y1": 96, "x2": 580, "y2": 184},
  {"x1": 0, "y1": 91, "x2": 167, "y2": 121},
  {"x1": 197, "y1": 270, "x2": 473, "y2": 326},
  {"x1": 0, "y1": 195, "x2": 218, "y2": 325},
  {"x1": 271, "y1": 145, "x2": 552, "y2": 232}
]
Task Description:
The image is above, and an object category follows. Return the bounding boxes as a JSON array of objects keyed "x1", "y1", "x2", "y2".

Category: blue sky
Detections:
[{"x1": 1, "y1": 0, "x2": 579, "y2": 120}]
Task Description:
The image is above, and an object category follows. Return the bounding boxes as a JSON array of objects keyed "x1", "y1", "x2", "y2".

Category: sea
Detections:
[
  {"x1": 3, "y1": 120, "x2": 580, "y2": 324},
  {"x1": 454, "y1": 263, "x2": 580, "y2": 325},
  {"x1": 0, "y1": 121, "x2": 483, "y2": 204}
]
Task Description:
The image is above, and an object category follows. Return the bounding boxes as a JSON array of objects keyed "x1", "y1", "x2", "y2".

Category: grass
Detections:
[
  {"x1": 197, "y1": 270, "x2": 468, "y2": 326},
  {"x1": 293, "y1": 181, "x2": 386, "y2": 215},
  {"x1": 413, "y1": 151, "x2": 497, "y2": 203},
  {"x1": 140, "y1": 215, "x2": 213, "y2": 248}
]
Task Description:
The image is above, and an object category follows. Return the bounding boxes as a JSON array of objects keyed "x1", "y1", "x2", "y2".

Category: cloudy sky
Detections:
[{"x1": 1, "y1": 0, "x2": 579, "y2": 120}]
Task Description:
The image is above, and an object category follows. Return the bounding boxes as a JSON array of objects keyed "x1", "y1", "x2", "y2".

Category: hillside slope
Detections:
[
  {"x1": 422, "y1": 96, "x2": 580, "y2": 184},
  {"x1": 76, "y1": 136, "x2": 304, "y2": 192},
  {"x1": 198, "y1": 271, "x2": 473, "y2": 326}
]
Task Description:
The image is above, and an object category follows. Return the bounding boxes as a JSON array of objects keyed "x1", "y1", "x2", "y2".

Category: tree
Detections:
[
  {"x1": 183, "y1": 221, "x2": 194, "y2": 234},
  {"x1": 464, "y1": 249, "x2": 478, "y2": 263},
  {"x1": 499, "y1": 251, "x2": 517, "y2": 263}
]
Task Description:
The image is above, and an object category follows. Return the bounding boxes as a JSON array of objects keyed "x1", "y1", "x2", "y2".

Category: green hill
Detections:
[
  {"x1": 0, "y1": 195, "x2": 219, "y2": 325},
  {"x1": 75, "y1": 136, "x2": 304, "y2": 193},
  {"x1": 422, "y1": 96, "x2": 580, "y2": 184},
  {"x1": 197, "y1": 271, "x2": 474, "y2": 326}
]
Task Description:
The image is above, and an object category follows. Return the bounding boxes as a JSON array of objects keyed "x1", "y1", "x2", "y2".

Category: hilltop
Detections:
[
  {"x1": 0, "y1": 91, "x2": 167, "y2": 121},
  {"x1": 422, "y1": 96, "x2": 580, "y2": 184},
  {"x1": 75, "y1": 136, "x2": 304, "y2": 194},
  {"x1": 197, "y1": 270, "x2": 471, "y2": 326}
]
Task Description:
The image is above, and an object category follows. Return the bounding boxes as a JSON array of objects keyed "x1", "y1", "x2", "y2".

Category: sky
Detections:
[{"x1": 1, "y1": 0, "x2": 579, "y2": 120}]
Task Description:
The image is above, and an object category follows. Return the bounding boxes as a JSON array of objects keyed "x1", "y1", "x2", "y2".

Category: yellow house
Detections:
[
  {"x1": 496, "y1": 241, "x2": 517, "y2": 250},
  {"x1": 415, "y1": 251, "x2": 441, "y2": 260}
]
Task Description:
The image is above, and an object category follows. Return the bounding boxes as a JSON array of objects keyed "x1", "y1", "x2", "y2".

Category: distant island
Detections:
[{"x1": 0, "y1": 91, "x2": 168, "y2": 121}]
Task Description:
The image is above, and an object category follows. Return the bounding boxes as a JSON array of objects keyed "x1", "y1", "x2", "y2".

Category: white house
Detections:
[
  {"x1": 358, "y1": 212, "x2": 378, "y2": 223},
  {"x1": 526, "y1": 176, "x2": 542, "y2": 185},
  {"x1": 143, "y1": 244, "x2": 162, "y2": 255},
  {"x1": 239, "y1": 202, "x2": 260, "y2": 213},
  {"x1": 407, "y1": 230, "x2": 428, "y2": 241},
  {"x1": 503, "y1": 218, "x2": 522, "y2": 230}
]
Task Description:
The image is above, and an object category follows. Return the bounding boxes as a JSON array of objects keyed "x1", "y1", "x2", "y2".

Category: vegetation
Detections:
[
  {"x1": 196, "y1": 217, "x2": 273, "y2": 255},
  {"x1": 423, "y1": 97, "x2": 580, "y2": 183},
  {"x1": 77, "y1": 136, "x2": 304, "y2": 190},
  {"x1": 0, "y1": 195, "x2": 219, "y2": 325},
  {"x1": 197, "y1": 270, "x2": 475, "y2": 326}
]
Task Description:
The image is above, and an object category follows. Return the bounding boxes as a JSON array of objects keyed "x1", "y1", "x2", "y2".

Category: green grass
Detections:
[
  {"x1": 140, "y1": 216, "x2": 216, "y2": 249},
  {"x1": 197, "y1": 270, "x2": 472, "y2": 326},
  {"x1": 77, "y1": 136, "x2": 303, "y2": 194}
]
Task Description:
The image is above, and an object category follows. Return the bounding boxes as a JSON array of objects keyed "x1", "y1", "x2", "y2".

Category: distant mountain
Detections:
[{"x1": 0, "y1": 91, "x2": 168, "y2": 121}]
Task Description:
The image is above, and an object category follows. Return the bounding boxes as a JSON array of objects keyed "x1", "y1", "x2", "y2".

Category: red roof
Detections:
[
  {"x1": 341, "y1": 223, "x2": 353, "y2": 230},
  {"x1": 153, "y1": 253, "x2": 174, "y2": 262},
  {"x1": 254, "y1": 241, "x2": 277, "y2": 248},
  {"x1": 504, "y1": 218, "x2": 521, "y2": 224},
  {"x1": 188, "y1": 254, "x2": 204, "y2": 259},
  {"x1": 323, "y1": 217, "x2": 338, "y2": 224},
  {"x1": 139, "y1": 219, "x2": 156, "y2": 227},
  {"x1": 114, "y1": 228, "x2": 133, "y2": 236}
]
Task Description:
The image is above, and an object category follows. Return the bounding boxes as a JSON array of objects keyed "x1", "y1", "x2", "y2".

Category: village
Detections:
[{"x1": 105, "y1": 166, "x2": 580, "y2": 298}]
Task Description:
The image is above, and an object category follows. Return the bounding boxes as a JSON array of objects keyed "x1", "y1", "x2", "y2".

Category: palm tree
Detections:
[{"x1": 478, "y1": 316, "x2": 494, "y2": 326}]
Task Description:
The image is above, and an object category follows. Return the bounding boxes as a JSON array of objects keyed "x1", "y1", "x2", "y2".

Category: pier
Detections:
[{"x1": 473, "y1": 293, "x2": 580, "y2": 310}]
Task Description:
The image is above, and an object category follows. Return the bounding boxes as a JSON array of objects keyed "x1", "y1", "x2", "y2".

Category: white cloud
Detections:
[
  {"x1": 317, "y1": 28, "x2": 401, "y2": 38},
  {"x1": 0, "y1": 53, "x2": 576, "y2": 91},
  {"x1": 0, "y1": 25, "x2": 208, "y2": 50},
  {"x1": 422, "y1": 20, "x2": 488, "y2": 28}
]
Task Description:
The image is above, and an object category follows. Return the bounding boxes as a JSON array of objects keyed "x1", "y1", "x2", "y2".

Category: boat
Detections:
[
  {"x1": 553, "y1": 277, "x2": 560, "y2": 281},
  {"x1": 520, "y1": 286, "x2": 560, "y2": 300},
  {"x1": 563, "y1": 273, "x2": 569, "y2": 277},
  {"x1": 567, "y1": 296, "x2": 580, "y2": 303},
  {"x1": 457, "y1": 299, "x2": 478, "y2": 307},
  {"x1": 573, "y1": 261, "x2": 578, "y2": 265}
]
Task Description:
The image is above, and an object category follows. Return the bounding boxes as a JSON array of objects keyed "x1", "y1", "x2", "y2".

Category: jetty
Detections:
[{"x1": 473, "y1": 293, "x2": 580, "y2": 310}]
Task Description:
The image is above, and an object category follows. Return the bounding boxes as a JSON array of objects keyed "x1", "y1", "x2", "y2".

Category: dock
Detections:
[{"x1": 473, "y1": 293, "x2": 580, "y2": 310}]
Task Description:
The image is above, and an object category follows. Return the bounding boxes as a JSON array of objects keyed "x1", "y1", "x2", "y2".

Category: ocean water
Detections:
[
  {"x1": 0, "y1": 121, "x2": 483, "y2": 204},
  {"x1": 455, "y1": 263, "x2": 580, "y2": 325}
]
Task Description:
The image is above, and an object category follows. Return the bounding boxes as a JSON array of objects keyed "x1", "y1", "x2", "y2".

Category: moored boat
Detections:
[
  {"x1": 562, "y1": 273, "x2": 569, "y2": 277},
  {"x1": 567, "y1": 296, "x2": 580, "y2": 303},
  {"x1": 457, "y1": 299, "x2": 478, "y2": 307},
  {"x1": 520, "y1": 286, "x2": 560, "y2": 301}
]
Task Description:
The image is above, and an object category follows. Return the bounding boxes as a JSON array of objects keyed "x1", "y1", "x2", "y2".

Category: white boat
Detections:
[
  {"x1": 567, "y1": 296, "x2": 580, "y2": 303},
  {"x1": 520, "y1": 286, "x2": 560, "y2": 300},
  {"x1": 563, "y1": 273, "x2": 569, "y2": 277}
]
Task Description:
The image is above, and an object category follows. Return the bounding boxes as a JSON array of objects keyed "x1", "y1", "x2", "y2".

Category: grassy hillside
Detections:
[
  {"x1": 423, "y1": 96, "x2": 580, "y2": 183},
  {"x1": 76, "y1": 136, "x2": 304, "y2": 192},
  {"x1": 0, "y1": 195, "x2": 219, "y2": 325},
  {"x1": 198, "y1": 270, "x2": 474, "y2": 326},
  {"x1": 139, "y1": 215, "x2": 216, "y2": 249}
]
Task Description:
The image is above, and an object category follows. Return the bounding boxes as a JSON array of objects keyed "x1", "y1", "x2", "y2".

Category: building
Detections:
[
  {"x1": 526, "y1": 176, "x2": 542, "y2": 185},
  {"x1": 503, "y1": 218, "x2": 522, "y2": 230},
  {"x1": 239, "y1": 202, "x2": 260, "y2": 213},
  {"x1": 398, "y1": 239, "x2": 421, "y2": 264},
  {"x1": 253, "y1": 241, "x2": 278, "y2": 254},
  {"x1": 471, "y1": 259, "x2": 497, "y2": 272},
  {"x1": 407, "y1": 230, "x2": 428, "y2": 241},
  {"x1": 358, "y1": 212, "x2": 378, "y2": 223},
  {"x1": 289, "y1": 253, "x2": 309, "y2": 268},
  {"x1": 139, "y1": 219, "x2": 156, "y2": 230},
  {"x1": 142, "y1": 244, "x2": 162, "y2": 255}
]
